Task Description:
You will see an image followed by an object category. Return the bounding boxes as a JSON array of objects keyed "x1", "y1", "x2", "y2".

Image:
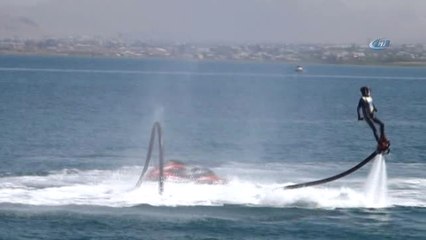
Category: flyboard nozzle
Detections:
[{"x1": 377, "y1": 136, "x2": 391, "y2": 155}]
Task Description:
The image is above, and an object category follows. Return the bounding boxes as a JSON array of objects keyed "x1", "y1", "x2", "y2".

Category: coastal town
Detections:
[{"x1": 1, "y1": 37, "x2": 426, "y2": 66}]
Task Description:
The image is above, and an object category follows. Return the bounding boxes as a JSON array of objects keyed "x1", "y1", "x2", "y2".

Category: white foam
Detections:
[
  {"x1": 363, "y1": 154, "x2": 389, "y2": 208},
  {"x1": 0, "y1": 163, "x2": 424, "y2": 209}
]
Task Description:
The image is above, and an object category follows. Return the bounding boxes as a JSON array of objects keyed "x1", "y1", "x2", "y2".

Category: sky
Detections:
[{"x1": 1, "y1": 0, "x2": 426, "y2": 44}]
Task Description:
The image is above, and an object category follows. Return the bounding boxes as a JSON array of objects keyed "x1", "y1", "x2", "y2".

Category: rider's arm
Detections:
[
  {"x1": 357, "y1": 99, "x2": 363, "y2": 120},
  {"x1": 373, "y1": 102, "x2": 378, "y2": 112}
]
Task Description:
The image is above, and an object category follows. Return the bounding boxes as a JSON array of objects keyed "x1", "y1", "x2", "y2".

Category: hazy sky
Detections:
[{"x1": 1, "y1": 0, "x2": 426, "y2": 44}]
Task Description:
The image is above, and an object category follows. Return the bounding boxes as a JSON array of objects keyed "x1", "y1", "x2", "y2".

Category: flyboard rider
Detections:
[{"x1": 357, "y1": 86, "x2": 390, "y2": 152}]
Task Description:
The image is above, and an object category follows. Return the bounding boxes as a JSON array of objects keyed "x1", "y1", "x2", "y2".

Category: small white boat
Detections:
[{"x1": 295, "y1": 65, "x2": 304, "y2": 72}]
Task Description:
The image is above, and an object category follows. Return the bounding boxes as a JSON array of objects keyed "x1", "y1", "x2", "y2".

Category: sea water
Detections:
[{"x1": 0, "y1": 56, "x2": 425, "y2": 239}]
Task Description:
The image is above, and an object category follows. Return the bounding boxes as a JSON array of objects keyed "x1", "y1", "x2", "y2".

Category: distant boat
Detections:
[{"x1": 295, "y1": 65, "x2": 304, "y2": 72}]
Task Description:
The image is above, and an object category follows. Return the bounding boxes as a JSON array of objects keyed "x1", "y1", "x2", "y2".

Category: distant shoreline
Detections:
[
  {"x1": 2, "y1": 52, "x2": 426, "y2": 68},
  {"x1": 2, "y1": 38, "x2": 426, "y2": 67}
]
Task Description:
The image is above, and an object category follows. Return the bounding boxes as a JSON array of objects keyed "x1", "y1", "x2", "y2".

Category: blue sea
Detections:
[{"x1": 0, "y1": 55, "x2": 425, "y2": 239}]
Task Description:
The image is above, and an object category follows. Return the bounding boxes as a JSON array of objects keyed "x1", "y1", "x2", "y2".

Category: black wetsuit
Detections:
[{"x1": 357, "y1": 96, "x2": 385, "y2": 143}]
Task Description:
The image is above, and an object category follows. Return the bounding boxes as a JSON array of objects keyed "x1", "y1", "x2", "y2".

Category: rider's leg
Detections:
[
  {"x1": 365, "y1": 117, "x2": 380, "y2": 143},
  {"x1": 372, "y1": 117, "x2": 385, "y2": 139}
]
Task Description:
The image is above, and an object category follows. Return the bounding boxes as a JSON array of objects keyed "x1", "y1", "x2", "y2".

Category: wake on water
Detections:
[{"x1": 0, "y1": 154, "x2": 422, "y2": 209}]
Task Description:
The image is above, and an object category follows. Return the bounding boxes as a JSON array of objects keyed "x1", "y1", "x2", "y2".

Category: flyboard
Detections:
[{"x1": 283, "y1": 136, "x2": 390, "y2": 190}]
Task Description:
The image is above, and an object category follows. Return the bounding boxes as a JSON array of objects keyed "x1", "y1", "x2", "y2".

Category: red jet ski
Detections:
[{"x1": 145, "y1": 160, "x2": 226, "y2": 184}]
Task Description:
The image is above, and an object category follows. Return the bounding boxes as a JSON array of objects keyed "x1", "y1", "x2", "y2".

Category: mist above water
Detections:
[{"x1": 364, "y1": 154, "x2": 389, "y2": 208}]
